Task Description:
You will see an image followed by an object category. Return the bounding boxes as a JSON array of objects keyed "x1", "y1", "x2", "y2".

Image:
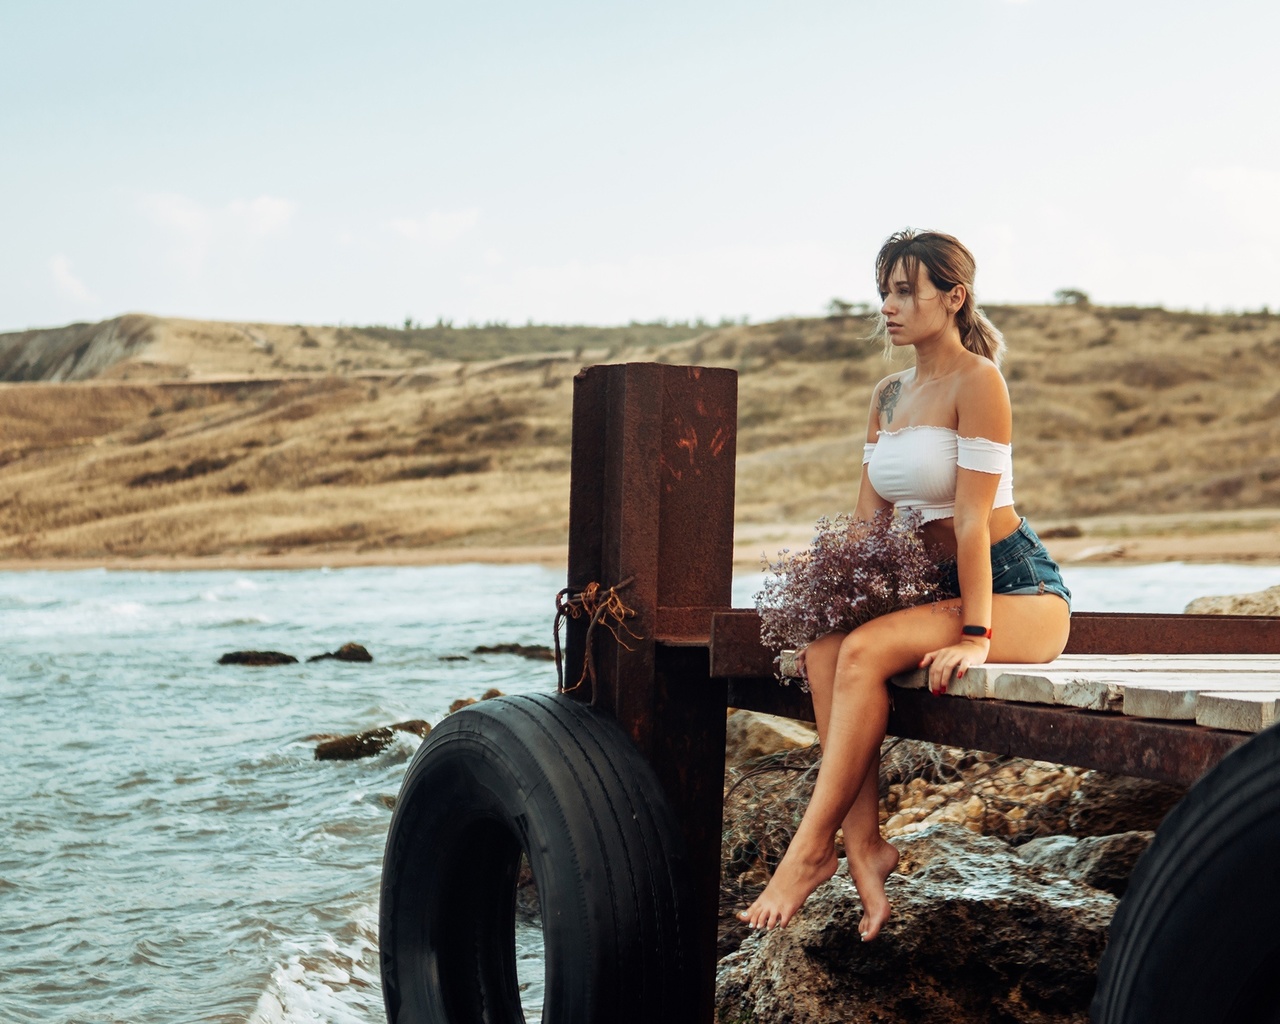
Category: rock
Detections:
[
  {"x1": 307, "y1": 642, "x2": 373, "y2": 663},
  {"x1": 472, "y1": 643, "x2": 555, "y2": 661},
  {"x1": 447, "y1": 688, "x2": 506, "y2": 714},
  {"x1": 1067, "y1": 772, "x2": 1186, "y2": 837},
  {"x1": 878, "y1": 746, "x2": 1087, "y2": 844},
  {"x1": 314, "y1": 719, "x2": 431, "y2": 760},
  {"x1": 1018, "y1": 830, "x2": 1155, "y2": 896},
  {"x1": 725, "y1": 709, "x2": 818, "y2": 766},
  {"x1": 717, "y1": 825, "x2": 1115, "y2": 1024},
  {"x1": 218, "y1": 650, "x2": 297, "y2": 666},
  {"x1": 1185, "y1": 584, "x2": 1280, "y2": 616}
]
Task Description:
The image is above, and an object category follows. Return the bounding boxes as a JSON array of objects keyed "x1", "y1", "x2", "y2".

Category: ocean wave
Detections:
[{"x1": 248, "y1": 905, "x2": 382, "y2": 1024}]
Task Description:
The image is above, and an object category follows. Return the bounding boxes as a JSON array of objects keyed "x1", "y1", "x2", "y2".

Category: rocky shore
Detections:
[
  {"x1": 714, "y1": 584, "x2": 1279, "y2": 1022},
  {"x1": 717, "y1": 713, "x2": 1186, "y2": 1023}
]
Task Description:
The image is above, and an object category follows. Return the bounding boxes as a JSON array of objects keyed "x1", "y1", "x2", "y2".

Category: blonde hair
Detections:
[{"x1": 871, "y1": 229, "x2": 1005, "y2": 366}]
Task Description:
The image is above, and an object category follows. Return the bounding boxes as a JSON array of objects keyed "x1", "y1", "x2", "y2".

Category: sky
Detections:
[{"x1": 2, "y1": 0, "x2": 1278, "y2": 332}]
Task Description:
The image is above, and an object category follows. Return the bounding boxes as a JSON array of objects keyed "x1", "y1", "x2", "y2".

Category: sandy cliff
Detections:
[{"x1": 2, "y1": 306, "x2": 1278, "y2": 565}]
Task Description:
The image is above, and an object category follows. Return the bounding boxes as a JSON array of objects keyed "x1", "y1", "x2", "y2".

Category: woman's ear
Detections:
[{"x1": 947, "y1": 284, "x2": 967, "y2": 314}]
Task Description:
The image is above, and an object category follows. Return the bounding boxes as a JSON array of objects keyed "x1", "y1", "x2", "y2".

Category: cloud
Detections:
[
  {"x1": 1188, "y1": 165, "x2": 1280, "y2": 233},
  {"x1": 227, "y1": 195, "x2": 297, "y2": 235},
  {"x1": 138, "y1": 192, "x2": 297, "y2": 273},
  {"x1": 388, "y1": 208, "x2": 480, "y2": 244},
  {"x1": 49, "y1": 253, "x2": 96, "y2": 303},
  {"x1": 467, "y1": 241, "x2": 858, "y2": 324}
]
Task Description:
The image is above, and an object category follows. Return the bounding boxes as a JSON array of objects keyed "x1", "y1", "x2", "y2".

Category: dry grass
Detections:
[{"x1": 2, "y1": 305, "x2": 1278, "y2": 562}]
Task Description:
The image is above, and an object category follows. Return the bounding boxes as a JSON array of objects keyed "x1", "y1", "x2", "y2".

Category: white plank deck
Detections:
[{"x1": 885, "y1": 654, "x2": 1280, "y2": 733}]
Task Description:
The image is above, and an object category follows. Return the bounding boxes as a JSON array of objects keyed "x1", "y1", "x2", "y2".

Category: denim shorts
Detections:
[{"x1": 937, "y1": 518, "x2": 1071, "y2": 609}]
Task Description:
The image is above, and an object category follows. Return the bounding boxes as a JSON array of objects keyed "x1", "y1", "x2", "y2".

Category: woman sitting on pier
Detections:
[{"x1": 739, "y1": 229, "x2": 1072, "y2": 939}]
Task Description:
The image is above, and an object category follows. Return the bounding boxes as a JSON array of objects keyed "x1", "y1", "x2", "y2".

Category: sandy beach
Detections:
[{"x1": 4, "y1": 509, "x2": 1278, "y2": 575}]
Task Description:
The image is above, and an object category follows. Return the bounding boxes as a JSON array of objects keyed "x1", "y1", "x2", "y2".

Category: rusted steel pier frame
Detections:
[
  {"x1": 710, "y1": 609, "x2": 1280, "y2": 788},
  {"x1": 560, "y1": 362, "x2": 1280, "y2": 1021},
  {"x1": 563, "y1": 363, "x2": 737, "y2": 1024}
]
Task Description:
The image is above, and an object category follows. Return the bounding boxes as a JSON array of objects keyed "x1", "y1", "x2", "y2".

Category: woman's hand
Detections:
[{"x1": 919, "y1": 638, "x2": 990, "y2": 695}]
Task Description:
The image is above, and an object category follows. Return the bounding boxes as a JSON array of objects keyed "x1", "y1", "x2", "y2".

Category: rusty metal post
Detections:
[{"x1": 564, "y1": 362, "x2": 737, "y2": 1024}]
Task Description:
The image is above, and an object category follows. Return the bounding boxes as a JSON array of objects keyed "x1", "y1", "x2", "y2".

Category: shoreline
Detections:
[{"x1": 3, "y1": 520, "x2": 1280, "y2": 573}]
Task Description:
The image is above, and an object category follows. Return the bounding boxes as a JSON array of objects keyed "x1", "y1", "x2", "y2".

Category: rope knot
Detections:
[{"x1": 553, "y1": 576, "x2": 642, "y2": 694}]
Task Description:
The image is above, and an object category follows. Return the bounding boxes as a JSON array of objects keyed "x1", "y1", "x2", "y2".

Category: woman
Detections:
[{"x1": 738, "y1": 229, "x2": 1071, "y2": 941}]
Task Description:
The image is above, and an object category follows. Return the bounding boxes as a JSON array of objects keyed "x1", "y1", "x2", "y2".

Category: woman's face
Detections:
[{"x1": 880, "y1": 260, "x2": 955, "y2": 347}]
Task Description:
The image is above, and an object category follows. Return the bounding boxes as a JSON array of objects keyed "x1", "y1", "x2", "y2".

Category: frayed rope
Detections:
[{"x1": 553, "y1": 576, "x2": 642, "y2": 695}]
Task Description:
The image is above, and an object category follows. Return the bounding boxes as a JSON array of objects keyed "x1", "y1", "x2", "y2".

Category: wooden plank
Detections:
[
  {"x1": 1122, "y1": 686, "x2": 1199, "y2": 721},
  {"x1": 1116, "y1": 673, "x2": 1280, "y2": 691},
  {"x1": 889, "y1": 665, "x2": 996, "y2": 700},
  {"x1": 891, "y1": 664, "x2": 1279, "y2": 721},
  {"x1": 990, "y1": 669, "x2": 1117, "y2": 710},
  {"x1": 1113, "y1": 684, "x2": 1280, "y2": 723},
  {"x1": 1196, "y1": 692, "x2": 1280, "y2": 733}
]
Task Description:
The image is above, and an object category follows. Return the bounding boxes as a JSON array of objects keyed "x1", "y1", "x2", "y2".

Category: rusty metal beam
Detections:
[
  {"x1": 565, "y1": 364, "x2": 737, "y2": 748},
  {"x1": 884, "y1": 690, "x2": 1249, "y2": 787},
  {"x1": 564, "y1": 363, "x2": 738, "y2": 1024},
  {"x1": 1062, "y1": 612, "x2": 1280, "y2": 655},
  {"x1": 654, "y1": 606, "x2": 719, "y2": 646},
  {"x1": 724, "y1": 678, "x2": 1248, "y2": 788}
]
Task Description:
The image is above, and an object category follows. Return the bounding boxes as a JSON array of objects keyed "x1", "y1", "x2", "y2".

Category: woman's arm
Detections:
[
  {"x1": 854, "y1": 376, "x2": 897, "y2": 522},
  {"x1": 920, "y1": 362, "x2": 1012, "y2": 692}
]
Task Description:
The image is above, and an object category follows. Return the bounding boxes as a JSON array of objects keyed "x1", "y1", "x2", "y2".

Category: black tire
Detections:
[
  {"x1": 379, "y1": 693, "x2": 696, "y2": 1024},
  {"x1": 1092, "y1": 722, "x2": 1280, "y2": 1023}
]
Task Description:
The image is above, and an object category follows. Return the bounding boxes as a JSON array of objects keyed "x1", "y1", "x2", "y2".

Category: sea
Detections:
[{"x1": 3, "y1": 560, "x2": 1279, "y2": 1024}]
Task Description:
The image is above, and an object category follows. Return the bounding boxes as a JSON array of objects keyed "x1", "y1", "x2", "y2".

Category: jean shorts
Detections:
[{"x1": 937, "y1": 518, "x2": 1071, "y2": 609}]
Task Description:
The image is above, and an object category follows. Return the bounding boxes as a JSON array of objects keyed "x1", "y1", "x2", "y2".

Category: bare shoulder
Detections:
[
  {"x1": 959, "y1": 353, "x2": 1008, "y2": 396},
  {"x1": 956, "y1": 355, "x2": 1011, "y2": 439},
  {"x1": 868, "y1": 370, "x2": 911, "y2": 434},
  {"x1": 871, "y1": 369, "x2": 910, "y2": 398}
]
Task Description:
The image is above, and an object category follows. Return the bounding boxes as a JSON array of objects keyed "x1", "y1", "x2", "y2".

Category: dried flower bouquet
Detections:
[{"x1": 754, "y1": 510, "x2": 944, "y2": 670}]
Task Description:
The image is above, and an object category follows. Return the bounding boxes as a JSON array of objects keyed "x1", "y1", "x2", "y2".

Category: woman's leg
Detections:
[
  {"x1": 739, "y1": 593, "x2": 1069, "y2": 933},
  {"x1": 796, "y1": 632, "x2": 900, "y2": 941},
  {"x1": 739, "y1": 600, "x2": 964, "y2": 931}
]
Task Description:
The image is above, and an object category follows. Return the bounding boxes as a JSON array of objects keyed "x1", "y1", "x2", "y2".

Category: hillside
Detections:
[{"x1": 1, "y1": 306, "x2": 1278, "y2": 566}]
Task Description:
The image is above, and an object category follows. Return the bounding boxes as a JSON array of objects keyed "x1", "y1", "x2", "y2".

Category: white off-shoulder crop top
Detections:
[{"x1": 862, "y1": 425, "x2": 1014, "y2": 524}]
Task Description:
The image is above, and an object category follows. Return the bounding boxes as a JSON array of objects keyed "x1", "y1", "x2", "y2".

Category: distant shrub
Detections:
[
  {"x1": 1054, "y1": 288, "x2": 1091, "y2": 306},
  {"x1": 395, "y1": 455, "x2": 492, "y2": 480},
  {"x1": 128, "y1": 456, "x2": 237, "y2": 488}
]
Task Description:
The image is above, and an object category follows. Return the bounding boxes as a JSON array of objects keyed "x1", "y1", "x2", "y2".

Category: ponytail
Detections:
[{"x1": 955, "y1": 303, "x2": 1005, "y2": 367}]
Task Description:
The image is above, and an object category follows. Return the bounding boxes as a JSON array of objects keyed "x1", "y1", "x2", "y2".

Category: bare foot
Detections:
[
  {"x1": 737, "y1": 838, "x2": 839, "y2": 930},
  {"x1": 846, "y1": 838, "x2": 900, "y2": 942}
]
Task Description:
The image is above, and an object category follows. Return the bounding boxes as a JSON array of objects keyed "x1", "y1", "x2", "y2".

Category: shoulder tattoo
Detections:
[{"x1": 877, "y1": 380, "x2": 903, "y2": 424}]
